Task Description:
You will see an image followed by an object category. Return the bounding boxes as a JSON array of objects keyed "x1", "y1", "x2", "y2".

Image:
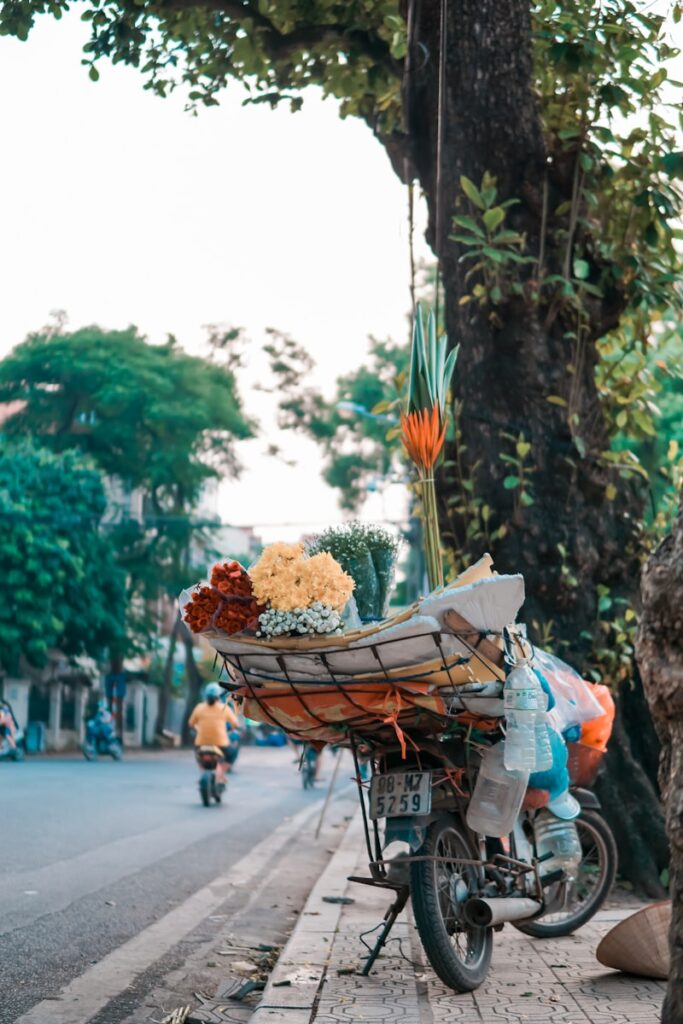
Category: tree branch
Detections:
[{"x1": 161, "y1": 0, "x2": 401, "y2": 76}]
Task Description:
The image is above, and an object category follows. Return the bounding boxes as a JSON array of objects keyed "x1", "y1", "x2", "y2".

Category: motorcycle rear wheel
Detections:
[
  {"x1": 514, "y1": 809, "x2": 617, "y2": 938},
  {"x1": 411, "y1": 817, "x2": 493, "y2": 992}
]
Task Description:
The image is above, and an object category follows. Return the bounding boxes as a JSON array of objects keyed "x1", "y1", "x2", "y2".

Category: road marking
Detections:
[{"x1": 13, "y1": 794, "x2": 340, "y2": 1024}]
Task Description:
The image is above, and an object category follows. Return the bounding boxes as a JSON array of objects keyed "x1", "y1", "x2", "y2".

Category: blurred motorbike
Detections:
[
  {"x1": 196, "y1": 745, "x2": 226, "y2": 806},
  {"x1": 0, "y1": 700, "x2": 25, "y2": 762},
  {"x1": 82, "y1": 702, "x2": 123, "y2": 761}
]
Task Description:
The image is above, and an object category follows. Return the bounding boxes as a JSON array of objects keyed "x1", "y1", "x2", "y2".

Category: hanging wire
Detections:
[
  {"x1": 408, "y1": 180, "x2": 416, "y2": 317},
  {"x1": 404, "y1": 0, "x2": 417, "y2": 319},
  {"x1": 434, "y1": 0, "x2": 448, "y2": 331}
]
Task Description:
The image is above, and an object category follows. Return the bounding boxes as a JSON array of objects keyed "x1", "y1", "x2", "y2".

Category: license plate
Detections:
[{"x1": 369, "y1": 771, "x2": 432, "y2": 820}]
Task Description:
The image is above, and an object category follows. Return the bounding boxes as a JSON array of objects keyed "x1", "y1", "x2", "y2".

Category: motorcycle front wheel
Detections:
[
  {"x1": 199, "y1": 772, "x2": 212, "y2": 807},
  {"x1": 514, "y1": 809, "x2": 617, "y2": 938},
  {"x1": 411, "y1": 817, "x2": 493, "y2": 993}
]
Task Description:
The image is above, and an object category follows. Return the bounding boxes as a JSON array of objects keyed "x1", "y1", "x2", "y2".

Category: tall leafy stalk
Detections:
[{"x1": 401, "y1": 305, "x2": 458, "y2": 591}]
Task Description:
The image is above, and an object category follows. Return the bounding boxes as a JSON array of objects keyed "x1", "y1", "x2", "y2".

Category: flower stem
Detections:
[{"x1": 420, "y1": 474, "x2": 444, "y2": 591}]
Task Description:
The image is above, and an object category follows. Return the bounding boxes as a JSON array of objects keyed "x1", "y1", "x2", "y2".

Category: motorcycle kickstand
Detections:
[{"x1": 360, "y1": 884, "x2": 410, "y2": 976}]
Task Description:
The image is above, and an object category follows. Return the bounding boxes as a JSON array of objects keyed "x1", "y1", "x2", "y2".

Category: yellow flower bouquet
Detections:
[{"x1": 248, "y1": 542, "x2": 355, "y2": 638}]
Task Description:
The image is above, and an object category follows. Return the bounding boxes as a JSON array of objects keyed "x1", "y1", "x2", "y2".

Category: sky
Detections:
[{"x1": 0, "y1": 9, "x2": 430, "y2": 540}]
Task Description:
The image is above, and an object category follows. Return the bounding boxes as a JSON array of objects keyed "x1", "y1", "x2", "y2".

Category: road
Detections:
[{"x1": 0, "y1": 746, "x2": 356, "y2": 1024}]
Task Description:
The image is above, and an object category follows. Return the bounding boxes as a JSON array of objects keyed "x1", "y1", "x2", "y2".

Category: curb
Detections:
[{"x1": 250, "y1": 808, "x2": 365, "y2": 1024}]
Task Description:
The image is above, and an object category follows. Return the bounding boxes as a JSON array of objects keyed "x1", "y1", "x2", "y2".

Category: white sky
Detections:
[{"x1": 0, "y1": 10, "x2": 430, "y2": 541}]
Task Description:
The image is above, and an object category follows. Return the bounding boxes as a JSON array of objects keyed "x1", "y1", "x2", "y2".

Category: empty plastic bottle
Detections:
[
  {"x1": 533, "y1": 809, "x2": 582, "y2": 881},
  {"x1": 466, "y1": 741, "x2": 530, "y2": 838},
  {"x1": 503, "y1": 658, "x2": 553, "y2": 773}
]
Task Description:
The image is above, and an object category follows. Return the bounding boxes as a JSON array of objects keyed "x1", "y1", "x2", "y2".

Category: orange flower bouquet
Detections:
[
  {"x1": 182, "y1": 560, "x2": 264, "y2": 635},
  {"x1": 401, "y1": 306, "x2": 458, "y2": 590}
]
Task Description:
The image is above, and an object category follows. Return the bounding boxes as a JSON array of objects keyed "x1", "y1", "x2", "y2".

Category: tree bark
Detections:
[
  {"x1": 400, "y1": 0, "x2": 666, "y2": 883},
  {"x1": 637, "y1": 508, "x2": 683, "y2": 1021},
  {"x1": 155, "y1": 610, "x2": 180, "y2": 738},
  {"x1": 181, "y1": 619, "x2": 203, "y2": 746}
]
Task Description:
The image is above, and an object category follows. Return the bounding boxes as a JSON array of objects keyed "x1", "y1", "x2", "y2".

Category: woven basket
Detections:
[{"x1": 566, "y1": 741, "x2": 605, "y2": 787}]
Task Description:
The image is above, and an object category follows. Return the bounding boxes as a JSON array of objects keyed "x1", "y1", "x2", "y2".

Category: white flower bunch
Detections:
[{"x1": 257, "y1": 601, "x2": 343, "y2": 638}]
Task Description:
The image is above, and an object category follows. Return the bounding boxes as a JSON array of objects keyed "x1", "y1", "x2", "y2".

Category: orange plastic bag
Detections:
[{"x1": 579, "y1": 684, "x2": 615, "y2": 752}]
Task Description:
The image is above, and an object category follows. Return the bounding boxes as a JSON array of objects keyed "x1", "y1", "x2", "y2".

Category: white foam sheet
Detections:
[{"x1": 207, "y1": 573, "x2": 525, "y2": 684}]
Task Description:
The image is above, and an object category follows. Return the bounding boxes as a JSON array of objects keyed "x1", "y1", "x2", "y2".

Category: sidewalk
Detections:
[{"x1": 252, "y1": 813, "x2": 665, "y2": 1024}]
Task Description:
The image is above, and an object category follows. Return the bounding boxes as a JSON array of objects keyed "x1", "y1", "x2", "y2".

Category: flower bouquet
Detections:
[
  {"x1": 402, "y1": 305, "x2": 458, "y2": 590},
  {"x1": 182, "y1": 543, "x2": 354, "y2": 640},
  {"x1": 308, "y1": 521, "x2": 400, "y2": 621}
]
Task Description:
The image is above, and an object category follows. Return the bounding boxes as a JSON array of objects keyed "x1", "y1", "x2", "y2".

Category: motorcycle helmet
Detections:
[{"x1": 205, "y1": 682, "x2": 223, "y2": 700}]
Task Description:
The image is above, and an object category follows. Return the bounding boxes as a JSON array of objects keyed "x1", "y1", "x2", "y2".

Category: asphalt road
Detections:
[{"x1": 0, "y1": 746, "x2": 354, "y2": 1024}]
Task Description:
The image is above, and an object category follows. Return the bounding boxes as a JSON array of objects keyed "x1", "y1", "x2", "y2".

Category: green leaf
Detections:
[
  {"x1": 660, "y1": 152, "x2": 683, "y2": 178},
  {"x1": 482, "y1": 207, "x2": 505, "y2": 232},
  {"x1": 573, "y1": 258, "x2": 590, "y2": 280},
  {"x1": 503, "y1": 475, "x2": 520, "y2": 489},
  {"x1": 452, "y1": 215, "x2": 485, "y2": 237},
  {"x1": 547, "y1": 395, "x2": 567, "y2": 407},
  {"x1": 88, "y1": 65, "x2": 100, "y2": 82},
  {"x1": 460, "y1": 175, "x2": 485, "y2": 210}
]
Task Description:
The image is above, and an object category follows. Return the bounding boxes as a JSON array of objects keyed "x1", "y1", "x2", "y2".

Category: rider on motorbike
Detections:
[
  {"x1": 188, "y1": 683, "x2": 239, "y2": 783},
  {"x1": 88, "y1": 700, "x2": 115, "y2": 741}
]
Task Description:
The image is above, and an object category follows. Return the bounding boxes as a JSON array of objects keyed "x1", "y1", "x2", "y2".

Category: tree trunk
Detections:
[
  {"x1": 637, "y1": 507, "x2": 683, "y2": 1022},
  {"x1": 400, "y1": 0, "x2": 665, "y2": 883},
  {"x1": 155, "y1": 610, "x2": 180, "y2": 738},
  {"x1": 181, "y1": 619, "x2": 203, "y2": 746}
]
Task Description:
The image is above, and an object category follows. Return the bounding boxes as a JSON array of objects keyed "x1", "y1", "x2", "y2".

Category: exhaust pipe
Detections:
[{"x1": 464, "y1": 896, "x2": 542, "y2": 928}]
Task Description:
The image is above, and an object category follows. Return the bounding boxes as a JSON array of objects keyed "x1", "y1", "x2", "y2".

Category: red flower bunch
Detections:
[{"x1": 183, "y1": 561, "x2": 263, "y2": 635}]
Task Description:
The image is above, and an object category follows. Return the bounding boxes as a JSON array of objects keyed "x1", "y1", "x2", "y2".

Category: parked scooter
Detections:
[
  {"x1": 82, "y1": 701, "x2": 123, "y2": 761},
  {"x1": 0, "y1": 700, "x2": 25, "y2": 762},
  {"x1": 224, "y1": 728, "x2": 242, "y2": 771},
  {"x1": 195, "y1": 745, "x2": 226, "y2": 806}
]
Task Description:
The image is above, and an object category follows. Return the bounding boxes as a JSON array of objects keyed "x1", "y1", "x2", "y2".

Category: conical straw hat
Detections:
[{"x1": 596, "y1": 901, "x2": 671, "y2": 979}]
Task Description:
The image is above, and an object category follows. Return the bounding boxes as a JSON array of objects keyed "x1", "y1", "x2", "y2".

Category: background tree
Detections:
[
  {"x1": 261, "y1": 329, "x2": 408, "y2": 510},
  {"x1": 0, "y1": 439, "x2": 126, "y2": 674},
  {"x1": 6, "y1": 0, "x2": 683, "y2": 883},
  {"x1": 0, "y1": 324, "x2": 254, "y2": 729}
]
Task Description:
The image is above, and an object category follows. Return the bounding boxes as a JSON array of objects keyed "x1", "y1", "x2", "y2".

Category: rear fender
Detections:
[
  {"x1": 572, "y1": 786, "x2": 601, "y2": 810},
  {"x1": 383, "y1": 813, "x2": 438, "y2": 852}
]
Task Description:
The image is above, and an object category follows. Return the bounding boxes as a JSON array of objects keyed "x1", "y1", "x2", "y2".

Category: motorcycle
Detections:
[
  {"x1": 353, "y1": 730, "x2": 617, "y2": 993},
  {"x1": 0, "y1": 700, "x2": 25, "y2": 762},
  {"x1": 300, "y1": 743, "x2": 319, "y2": 789},
  {"x1": 82, "y1": 709, "x2": 123, "y2": 761},
  {"x1": 196, "y1": 745, "x2": 227, "y2": 806},
  {"x1": 224, "y1": 728, "x2": 242, "y2": 771}
]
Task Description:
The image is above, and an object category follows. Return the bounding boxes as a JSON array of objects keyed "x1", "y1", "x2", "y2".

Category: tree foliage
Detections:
[
  {"x1": 0, "y1": 439, "x2": 126, "y2": 673},
  {"x1": 0, "y1": 325, "x2": 253, "y2": 504},
  {"x1": 262, "y1": 329, "x2": 407, "y2": 509},
  {"x1": 0, "y1": 325, "x2": 255, "y2": 648}
]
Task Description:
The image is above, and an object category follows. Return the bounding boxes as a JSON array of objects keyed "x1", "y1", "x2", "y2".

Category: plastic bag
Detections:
[
  {"x1": 580, "y1": 684, "x2": 615, "y2": 752},
  {"x1": 533, "y1": 648, "x2": 604, "y2": 736}
]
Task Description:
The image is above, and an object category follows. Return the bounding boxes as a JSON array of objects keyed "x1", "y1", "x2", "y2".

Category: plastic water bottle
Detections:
[
  {"x1": 504, "y1": 659, "x2": 553, "y2": 772},
  {"x1": 466, "y1": 741, "x2": 530, "y2": 838},
  {"x1": 533, "y1": 810, "x2": 582, "y2": 881}
]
